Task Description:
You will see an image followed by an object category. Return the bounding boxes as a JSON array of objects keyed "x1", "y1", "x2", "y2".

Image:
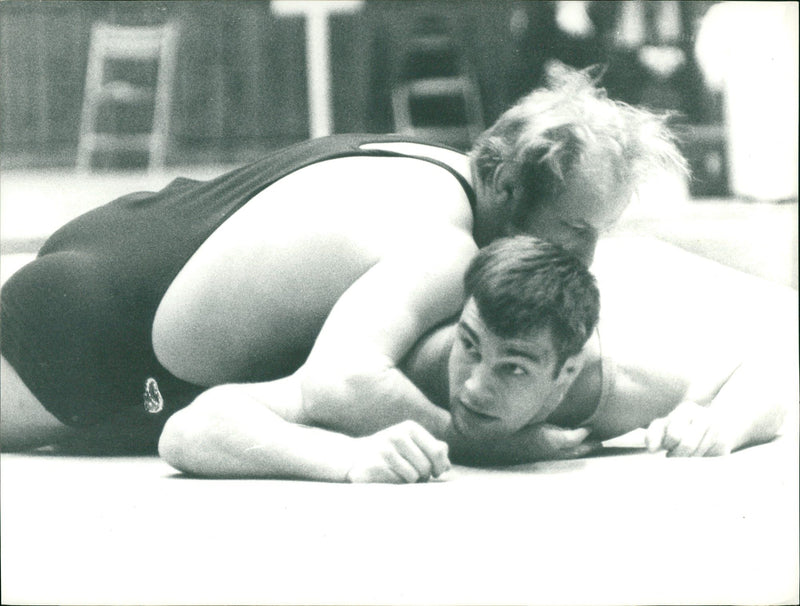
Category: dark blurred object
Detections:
[
  {"x1": 508, "y1": 1, "x2": 716, "y2": 122},
  {"x1": 1, "y1": 1, "x2": 727, "y2": 170},
  {"x1": 389, "y1": 12, "x2": 483, "y2": 149},
  {"x1": 76, "y1": 22, "x2": 179, "y2": 172},
  {"x1": 0, "y1": 1, "x2": 310, "y2": 168},
  {"x1": 506, "y1": 1, "x2": 602, "y2": 101},
  {"x1": 507, "y1": 1, "x2": 729, "y2": 197},
  {"x1": 676, "y1": 124, "x2": 729, "y2": 198},
  {"x1": 363, "y1": 0, "x2": 514, "y2": 139}
]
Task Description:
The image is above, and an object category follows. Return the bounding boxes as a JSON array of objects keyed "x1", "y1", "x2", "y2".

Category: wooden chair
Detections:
[
  {"x1": 76, "y1": 22, "x2": 179, "y2": 172},
  {"x1": 390, "y1": 14, "x2": 483, "y2": 150}
]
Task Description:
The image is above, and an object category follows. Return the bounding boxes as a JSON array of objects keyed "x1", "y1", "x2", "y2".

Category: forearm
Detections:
[
  {"x1": 295, "y1": 231, "x2": 473, "y2": 443},
  {"x1": 158, "y1": 385, "x2": 355, "y2": 480},
  {"x1": 300, "y1": 361, "x2": 451, "y2": 440},
  {"x1": 703, "y1": 355, "x2": 796, "y2": 451}
]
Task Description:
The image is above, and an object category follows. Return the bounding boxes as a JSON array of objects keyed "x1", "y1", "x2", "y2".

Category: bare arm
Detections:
[
  {"x1": 585, "y1": 237, "x2": 798, "y2": 456},
  {"x1": 158, "y1": 229, "x2": 474, "y2": 478},
  {"x1": 644, "y1": 337, "x2": 797, "y2": 456},
  {"x1": 298, "y1": 229, "x2": 476, "y2": 439},
  {"x1": 579, "y1": 323, "x2": 796, "y2": 455},
  {"x1": 158, "y1": 378, "x2": 450, "y2": 481},
  {"x1": 159, "y1": 379, "x2": 353, "y2": 479}
]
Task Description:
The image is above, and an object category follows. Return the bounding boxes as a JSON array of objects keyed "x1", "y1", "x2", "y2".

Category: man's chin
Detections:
[
  {"x1": 451, "y1": 409, "x2": 502, "y2": 442},
  {"x1": 446, "y1": 417, "x2": 518, "y2": 466}
]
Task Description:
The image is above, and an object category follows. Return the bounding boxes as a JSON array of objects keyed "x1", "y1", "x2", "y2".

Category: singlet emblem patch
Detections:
[{"x1": 143, "y1": 377, "x2": 164, "y2": 414}]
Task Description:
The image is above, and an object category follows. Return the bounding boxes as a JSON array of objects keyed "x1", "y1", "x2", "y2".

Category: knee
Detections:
[
  {"x1": 0, "y1": 355, "x2": 73, "y2": 451},
  {"x1": 1, "y1": 252, "x2": 119, "y2": 429}
]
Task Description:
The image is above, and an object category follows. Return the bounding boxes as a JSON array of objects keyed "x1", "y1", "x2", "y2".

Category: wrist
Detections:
[{"x1": 704, "y1": 399, "x2": 750, "y2": 453}]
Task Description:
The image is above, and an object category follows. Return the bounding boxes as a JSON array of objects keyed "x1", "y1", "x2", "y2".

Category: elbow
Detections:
[
  {"x1": 767, "y1": 403, "x2": 791, "y2": 441},
  {"x1": 300, "y1": 372, "x2": 356, "y2": 429},
  {"x1": 737, "y1": 407, "x2": 788, "y2": 451},
  {"x1": 300, "y1": 362, "x2": 390, "y2": 436},
  {"x1": 158, "y1": 391, "x2": 222, "y2": 475},
  {"x1": 158, "y1": 408, "x2": 197, "y2": 474},
  {"x1": 750, "y1": 373, "x2": 797, "y2": 445}
]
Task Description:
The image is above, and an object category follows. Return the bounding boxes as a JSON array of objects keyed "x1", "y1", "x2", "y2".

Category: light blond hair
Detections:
[{"x1": 470, "y1": 63, "x2": 688, "y2": 223}]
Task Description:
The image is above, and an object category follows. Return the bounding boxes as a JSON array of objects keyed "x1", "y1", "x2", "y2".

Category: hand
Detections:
[
  {"x1": 447, "y1": 422, "x2": 600, "y2": 466},
  {"x1": 645, "y1": 400, "x2": 733, "y2": 457},
  {"x1": 512, "y1": 424, "x2": 601, "y2": 462},
  {"x1": 346, "y1": 420, "x2": 451, "y2": 483}
]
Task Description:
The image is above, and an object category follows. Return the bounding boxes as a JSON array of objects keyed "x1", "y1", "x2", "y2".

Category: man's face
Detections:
[
  {"x1": 517, "y1": 164, "x2": 631, "y2": 266},
  {"x1": 447, "y1": 299, "x2": 574, "y2": 440},
  {"x1": 474, "y1": 156, "x2": 632, "y2": 265}
]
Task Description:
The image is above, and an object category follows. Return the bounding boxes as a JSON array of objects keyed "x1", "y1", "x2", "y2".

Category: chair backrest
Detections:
[
  {"x1": 77, "y1": 22, "x2": 179, "y2": 172},
  {"x1": 389, "y1": 12, "x2": 483, "y2": 150},
  {"x1": 88, "y1": 23, "x2": 178, "y2": 61}
]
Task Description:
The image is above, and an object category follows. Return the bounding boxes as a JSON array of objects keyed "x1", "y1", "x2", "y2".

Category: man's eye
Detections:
[
  {"x1": 460, "y1": 335, "x2": 478, "y2": 354},
  {"x1": 500, "y1": 364, "x2": 527, "y2": 377}
]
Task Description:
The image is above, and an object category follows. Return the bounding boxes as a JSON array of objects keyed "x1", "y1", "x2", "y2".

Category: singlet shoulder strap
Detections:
[
  {"x1": 343, "y1": 135, "x2": 477, "y2": 212},
  {"x1": 195, "y1": 133, "x2": 477, "y2": 213},
  {"x1": 579, "y1": 326, "x2": 616, "y2": 429}
]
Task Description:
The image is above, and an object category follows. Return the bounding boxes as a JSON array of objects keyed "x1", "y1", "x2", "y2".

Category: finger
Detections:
[
  {"x1": 667, "y1": 419, "x2": 709, "y2": 457},
  {"x1": 579, "y1": 439, "x2": 603, "y2": 457},
  {"x1": 705, "y1": 441, "x2": 732, "y2": 457},
  {"x1": 661, "y1": 415, "x2": 691, "y2": 453},
  {"x1": 645, "y1": 417, "x2": 668, "y2": 452},
  {"x1": 561, "y1": 439, "x2": 602, "y2": 460},
  {"x1": 536, "y1": 425, "x2": 590, "y2": 449},
  {"x1": 381, "y1": 467, "x2": 407, "y2": 484},
  {"x1": 693, "y1": 427, "x2": 718, "y2": 457},
  {"x1": 695, "y1": 427, "x2": 731, "y2": 457},
  {"x1": 391, "y1": 434, "x2": 433, "y2": 481},
  {"x1": 382, "y1": 448, "x2": 421, "y2": 483},
  {"x1": 407, "y1": 425, "x2": 451, "y2": 478},
  {"x1": 558, "y1": 426, "x2": 592, "y2": 447},
  {"x1": 348, "y1": 464, "x2": 404, "y2": 484}
]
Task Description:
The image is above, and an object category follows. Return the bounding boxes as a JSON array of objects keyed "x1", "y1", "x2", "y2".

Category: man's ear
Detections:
[
  {"x1": 489, "y1": 162, "x2": 516, "y2": 203},
  {"x1": 555, "y1": 351, "x2": 586, "y2": 391}
]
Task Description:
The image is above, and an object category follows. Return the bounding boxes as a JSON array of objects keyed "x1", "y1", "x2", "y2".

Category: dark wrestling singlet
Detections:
[{"x1": 1, "y1": 135, "x2": 475, "y2": 440}]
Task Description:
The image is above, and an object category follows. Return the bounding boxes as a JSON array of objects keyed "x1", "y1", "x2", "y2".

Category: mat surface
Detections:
[
  {"x1": 2, "y1": 236, "x2": 798, "y2": 605},
  {"x1": 2, "y1": 437, "x2": 797, "y2": 605}
]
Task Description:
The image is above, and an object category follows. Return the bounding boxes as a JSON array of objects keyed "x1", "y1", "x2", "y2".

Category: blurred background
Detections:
[{"x1": 0, "y1": 0, "x2": 797, "y2": 288}]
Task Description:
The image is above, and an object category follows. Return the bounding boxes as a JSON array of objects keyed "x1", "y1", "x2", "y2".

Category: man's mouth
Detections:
[{"x1": 456, "y1": 399, "x2": 498, "y2": 423}]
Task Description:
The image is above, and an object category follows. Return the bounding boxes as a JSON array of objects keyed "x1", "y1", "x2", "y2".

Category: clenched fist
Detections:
[
  {"x1": 645, "y1": 400, "x2": 733, "y2": 457},
  {"x1": 346, "y1": 420, "x2": 451, "y2": 483}
]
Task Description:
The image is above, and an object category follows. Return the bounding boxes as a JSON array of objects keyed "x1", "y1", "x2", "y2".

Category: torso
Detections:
[{"x1": 152, "y1": 148, "x2": 474, "y2": 385}]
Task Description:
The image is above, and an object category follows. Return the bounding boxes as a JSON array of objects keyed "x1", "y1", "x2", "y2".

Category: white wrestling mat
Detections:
[
  {"x1": 2, "y1": 236, "x2": 799, "y2": 605},
  {"x1": 2, "y1": 438, "x2": 797, "y2": 605}
]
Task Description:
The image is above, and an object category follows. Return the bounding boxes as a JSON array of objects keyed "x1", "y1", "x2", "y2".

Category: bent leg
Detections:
[{"x1": 1, "y1": 355, "x2": 75, "y2": 451}]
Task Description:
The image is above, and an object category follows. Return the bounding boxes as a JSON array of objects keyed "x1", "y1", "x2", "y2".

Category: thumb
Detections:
[
  {"x1": 572, "y1": 438, "x2": 602, "y2": 458},
  {"x1": 558, "y1": 426, "x2": 592, "y2": 447},
  {"x1": 555, "y1": 436, "x2": 601, "y2": 461}
]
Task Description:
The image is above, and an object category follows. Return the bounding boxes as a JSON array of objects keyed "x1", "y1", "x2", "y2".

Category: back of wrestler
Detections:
[{"x1": 0, "y1": 135, "x2": 475, "y2": 452}]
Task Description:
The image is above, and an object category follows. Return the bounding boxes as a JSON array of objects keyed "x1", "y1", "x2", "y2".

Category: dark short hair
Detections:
[{"x1": 463, "y1": 235, "x2": 600, "y2": 370}]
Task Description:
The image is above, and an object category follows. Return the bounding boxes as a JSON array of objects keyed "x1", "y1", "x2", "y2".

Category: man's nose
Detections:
[{"x1": 463, "y1": 364, "x2": 495, "y2": 405}]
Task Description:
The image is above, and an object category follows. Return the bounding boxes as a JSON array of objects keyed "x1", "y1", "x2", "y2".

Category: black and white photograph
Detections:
[{"x1": 1, "y1": 1, "x2": 797, "y2": 605}]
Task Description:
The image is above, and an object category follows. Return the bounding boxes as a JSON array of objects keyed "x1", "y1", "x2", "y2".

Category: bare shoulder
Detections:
[
  {"x1": 383, "y1": 226, "x2": 478, "y2": 305},
  {"x1": 257, "y1": 154, "x2": 475, "y2": 233},
  {"x1": 348, "y1": 154, "x2": 475, "y2": 233},
  {"x1": 310, "y1": 226, "x2": 477, "y2": 366}
]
